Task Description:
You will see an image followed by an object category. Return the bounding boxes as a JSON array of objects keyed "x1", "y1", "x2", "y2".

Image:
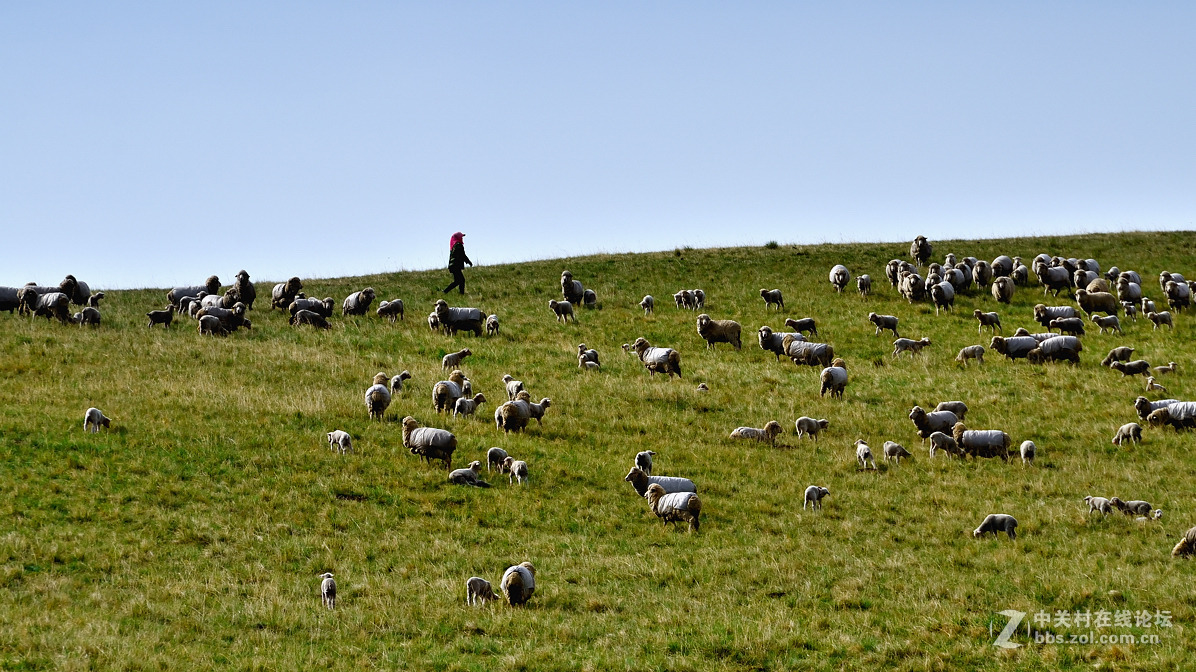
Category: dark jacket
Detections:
[{"x1": 448, "y1": 242, "x2": 472, "y2": 271}]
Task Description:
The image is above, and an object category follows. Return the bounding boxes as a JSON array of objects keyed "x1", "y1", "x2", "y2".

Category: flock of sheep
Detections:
[{"x1": 15, "y1": 242, "x2": 1196, "y2": 611}]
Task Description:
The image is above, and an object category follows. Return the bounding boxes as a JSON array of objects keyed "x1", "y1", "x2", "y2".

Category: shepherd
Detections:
[{"x1": 443, "y1": 231, "x2": 474, "y2": 294}]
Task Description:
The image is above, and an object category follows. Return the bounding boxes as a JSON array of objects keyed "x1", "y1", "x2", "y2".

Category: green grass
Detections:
[{"x1": 2, "y1": 231, "x2": 1196, "y2": 670}]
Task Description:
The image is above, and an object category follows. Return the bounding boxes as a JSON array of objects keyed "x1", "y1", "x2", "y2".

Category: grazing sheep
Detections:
[
  {"x1": 955, "y1": 344, "x2": 985, "y2": 365},
  {"x1": 1147, "y1": 376, "x2": 1167, "y2": 393},
  {"x1": 434, "y1": 299, "x2": 485, "y2": 336},
  {"x1": 857, "y1": 274, "x2": 872, "y2": 296},
  {"x1": 500, "y1": 562, "x2": 536, "y2": 605},
  {"x1": 1085, "y1": 496, "x2": 1113, "y2": 516},
  {"x1": 442, "y1": 348, "x2": 472, "y2": 371},
  {"x1": 1101, "y1": 346, "x2": 1136, "y2": 367},
  {"x1": 624, "y1": 466, "x2": 696, "y2": 498},
  {"x1": 1019, "y1": 440, "x2": 1036, "y2": 465},
  {"x1": 952, "y1": 422, "x2": 1012, "y2": 460},
  {"x1": 1047, "y1": 317, "x2": 1085, "y2": 336},
  {"x1": 1172, "y1": 527, "x2": 1196, "y2": 558},
  {"x1": 325, "y1": 429, "x2": 353, "y2": 454},
  {"x1": 933, "y1": 401, "x2": 968, "y2": 419},
  {"x1": 1147, "y1": 402, "x2": 1196, "y2": 431},
  {"x1": 644, "y1": 483, "x2": 702, "y2": 532},
  {"x1": 1111, "y1": 360, "x2": 1151, "y2": 377},
  {"x1": 1110, "y1": 497, "x2": 1156, "y2": 517},
  {"x1": 855, "y1": 440, "x2": 877, "y2": 470},
  {"x1": 795, "y1": 417, "x2": 829, "y2": 441},
  {"x1": 781, "y1": 335, "x2": 834, "y2": 367},
  {"x1": 631, "y1": 337, "x2": 682, "y2": 378},
  {"x1": 930, "y1": 282, "x2": 954, "y2": 314},
  {"x1": 503, "y1": 457, "x2": 529, "y2": 485},
  {"x1": 74, "y1": 307, "x2": 101, "y2": 327},
  {"x1": 319, "y1": 573, "x2": 336, "y2": 610},
  {"x1": 829, "y1": 265, "x2": 850, "y2": 293},
  {"x1": 548, "y1": 299, "x2": 577, "y2": 323},
  {"x1": 908, "y1": 406, "x2": 959, "y2": 441},
  {"x1": 783, "y1": 317, "x2": 818, "y2": 336},
  {"x1": 83, "y1": 407, "x2": 110, "y2": 433},
  {"x1": 466, "y1": 577, "x2": 497, "y2": 606},
  {"x1": 1038, "y1": 265, "x2": 1073, "y2": 296},
  {"x1": 910, "y1": 235, "x2": 932, "y2": 266},
  {"x1": 365, "y1": 372, "x2": 392, "y2": 421},
  {"x1": 819, "y1": 359, "x2": 848, "y2": 398},
  {"x1": 376, "y1": 299, "x2": 405, "y2": 323},
  {"x1": 197, "y1": 303, "x2": 250, "y2": 332},
  {"x1": 639, "y1": 295, "x2": 654, "y2": 315},
  {"x1": 453, "y1": 393, "x2": 487, "y2": 418},
  {"x1": 486, "y1": 447, "x2": 508, "y2": 472},
  {"x1": 757, "y1": 326, "x2": 804, "y2": 360},
  {"x1": 883, "y1": 441, "x2": 912, "y2": 464},
  {"x1": 582, "y1": 289, "x2": 597, "y2": 309},
  {"x1": 973, "y1": 514, "x2": 1018, "y2": 539},
  {"x1": 288, "y1": 297, "x2": 335, "y2": 318},
  {"x1": 868, "y1": 312, "x2": 900, "y2": 337},
  {"x1": 270, "y1": 277, "x2": 303, "y2": 310},
  {"x1": 401, "y1": 416, "x2": 457, "y2": 468},
  {"x1": 803, "y1": 486, "x2": 830, "y2": 510},
  {"x1": 1147, "y1": 311, "x2": 1174, "y2": 330},
  {"x1": 991, "y1": 276, "x2": 1015, "y2": 304},
  {"x1": 928, "y1": 431, "x2": 962, "y2": 458},
  {"x1": 974, "y1": 310, "x2": 1002, "y2": 333},
  {"x1": 485, "y1": 314, "x2": 499, "y2": 336},
  {"x1": 561, "y1": 270, "x2": 585, "y2": 304},
  {"x1": 1075, "y1": 289, "x2": 1119, "y2": 317},
  {"x1": 892, "y1": 337, "x2": 931, "y2": 357},
  {"x1": 696, "y1": 314, "x2": 742, "y2": 350},
  {"x1": 990, "y1": 335, "x2": 1038, "y2": 360},
  {"x1": 502, "y1": 375, "x2": 525, "y2": 401},
  {"x1": 448, "y1": 461, "x2": 491, "y2": 487},
  {"x1": 494, "y1": 393, "x2": 551, "y2": 433},
  {"x1": 759, "y1": 288, "x2": 784, "y2": 310},
  {"x1": 197, "y1": 315, "x2": 226, "y2": 336},
  {"x1": 291, "y1": 309, "x2": 331, "y2": 329},
  {"x1": 433, "y1": 370, "x2": 469, "y2": 413},
  {"x1": 1112, "y1": 422, "x2": 1143, "y2": 446},
  {"x1": 146, "y1": 305, "x2": 175, "y2": 328},
  {"x1": 1033, "y1": 304, "x2": 1077, "y2": 327},
  {"x1": 635, "y1": 451, "x2": 655, "y2": 475},
  {"x1": 729, "y1": 421, "x2": 783, "y2": 447},
  {"x1": 577, "y1": 343, "x2": 600, "y2": 368},
  {"x1": 1026, "y1": 335, "x2": 1083, "y2": 364},
  {"x1": 167, "y1": 276, "x2": 221, "y2": 307},
  {"x1": 1135, "y1": 396, "x2": 1178, "y2": 420}
]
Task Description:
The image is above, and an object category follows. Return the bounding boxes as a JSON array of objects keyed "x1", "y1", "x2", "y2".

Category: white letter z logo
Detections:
[{"x1": 993, "y1": 610, "x2": 1025, "y2": 649}]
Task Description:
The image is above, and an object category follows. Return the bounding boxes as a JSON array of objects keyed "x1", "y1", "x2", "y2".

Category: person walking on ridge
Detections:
[{"x1": 443, "y1": 231, "x2": 473, "y2": 294}]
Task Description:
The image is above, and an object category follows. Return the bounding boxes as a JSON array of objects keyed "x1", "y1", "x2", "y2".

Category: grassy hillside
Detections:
[{"x1": 2, "y1": 231, "x2": 1195, "y2": 671}]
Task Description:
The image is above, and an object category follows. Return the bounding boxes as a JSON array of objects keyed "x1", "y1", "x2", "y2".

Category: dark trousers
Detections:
[{"x1": 444, "y1": 268, "x2": 466, "y2": 294}]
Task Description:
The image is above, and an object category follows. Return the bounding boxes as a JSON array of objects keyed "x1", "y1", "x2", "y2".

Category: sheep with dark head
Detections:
[
  {"x1": 232, "y1": 270, "x2": 257, "y2": 310},
  {"x1": 271, "y1": 277, "x2": 304, "y2": 310},
  {"x1": 342, "y1": 288, "x2": 376, "y2": 316}
]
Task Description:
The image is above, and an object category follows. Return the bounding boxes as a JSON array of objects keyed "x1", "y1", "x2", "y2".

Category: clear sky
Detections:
[{"x1": 3, "y1": 2, "x2": 1193, "y2": 289}]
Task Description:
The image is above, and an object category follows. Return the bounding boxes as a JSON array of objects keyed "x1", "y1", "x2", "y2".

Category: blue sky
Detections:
[{"x1": 3, "y1": 2, "x2": 1193, "y2": 289}]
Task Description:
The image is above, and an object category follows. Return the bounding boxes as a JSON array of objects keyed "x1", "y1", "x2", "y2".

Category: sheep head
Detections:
[
  {"x1": 204, "y1": 276, "x2": 221, "y2": 294},
  {"x1": 372, "y1": 372, "x2": 389, "y2": 386}
]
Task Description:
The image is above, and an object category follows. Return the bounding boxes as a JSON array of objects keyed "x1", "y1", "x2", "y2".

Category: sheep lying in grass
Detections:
[
  {"x1": 442, "y1": 348, "x2": 472, "y2": 370},
  {"x1": 635, "y1": 451, "x2": 655, "y2": 475},
  {"x1": 624, "y1": 466, "x2": 696, "y2": 497},
  {"x1": 501, "y1": 562, "x2": 536, "y2": 605},
  {"x1": 696, "y1": 314, "x2": 742, "y2": 350},
  {"x1": 868, "y1": 313, "x2": 899, "y2": 337},
  {"x1": 956, "y1": 345, "x2": 985, "y2": 365},
  {"x1": 1085, "y1": 496, "x2": 1113, "y2": 516},
  {"x1": 784, "y1": 317, "x2": 818, "y2": 336},
  {"x1": 795, "y1": 417, "x2": 828, "y2": 441},
  {"x1": 377, "y1": 299, "x2": 405, "y2": 323},
  {"x1": 448, "y1": 461, "x2": 491, "y2": 487},
  {"x1": 1091, "y1": 314, "x2": 1122, "y2": 334},
  {"x1": 1154, "y1": 362, "x2": 1178, "y2": 375},
  {"x1": 1173, "y1": 527, "x2": 1196, "y2": 558},
  {"x1": 503, "y1": 457, "x2": 529, "y2": 484},
  {"x1": 466, "y1": 577, "x2": 497, "y2": 606},
  {"x1": 892, "y1": 337, "x2": 931, "y2": 357},
  {"x1": 485, "y1": 314, "x2": 499, "y2": 336},
  {"x1": 952, "y1": 422, "x2": 1012, "y2": 460},
  {"x1": 820, "y1": 359, "x2": 848, "y2": 398},
  {"x1": 1146, "y1": 376, "x2": 1167, "y2": 393},
  {"x1": 973, "y1": 310, "x2": 1001, "y2": 333},
  {"x1": 453, "y1": 393, "x2": 487, "y2": 418},
  {"x1": 928, "y1": 431, "x2": 962, "y2": 458},
  {"x1": 1112, "y1": 422, "x2": 1142, "y2": 446},
  {"x1": 1101, "y1": 346, "x2": 1135, "y2": 367},
  {"x1": 1147, "y1": 311, "x2": 1173, "y2": 330},
  {"x1": 645, "y1": 483, "x2": 701, "y2": 532},
  {"x1": 729, "y1": 421, "x2": 783, "y2": 447},
  {"x1": 855, "y1": 440, "x2": 876, "y2": 470},
  {"x1": 327, "y1": 430, "x2": 353, "y2": 454},
  {"x1": 147, "y1": 305, "x2": 175, "y2": 328},
  {"x1": 883, "y1": 441, "x2": 912, "y2": 464},
  {"x1": 291, "y1": 309, "x2": 331, "y2": 329},
  {"x1": 974, "y1": 514, "x2": 1018, "y2": 539},
  {"x1": 639, "y1": 295, "x2": 654, "y2": 314},
  {"x1": 402, "y1": 416, "x2": 457, "y2": 468},
  {"x1": 84, "y1": 407, "x2": 111, "y2": 433},
  {"x1": 1019, "y1": 440, "x2": 1036, "y2": 465},
  {"x1": 803, "y1": 486, "x2": 829, "y2": 510},
  {"x1": 631, "y1": 337, "x2": 682, "y2": 378},
  {"x1": 365, "y1": 372, "x2": 392, "y2": 420},
  {"x1": 1111, "y1": 360, "x2": 1150, "y2": 377},
  {"x1": 760, "y1": 288, "x2": 784, "y2": 310},
  {"x1": 548, "y1": 300, "x2": 576, "y2": 323}
]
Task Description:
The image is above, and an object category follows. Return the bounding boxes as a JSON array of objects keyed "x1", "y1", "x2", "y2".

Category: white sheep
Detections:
[
  {"x1": 465, "y1": 576, "x2": 497, "y2": 606},
  {"x1": 390, "y1": 371, "x2": 412, "y2": 394},
  {"x1": 1019, "y1": 440, "x2": 1035, "y2": 465},
  {"x1": 577, "y1": 344, "x2": 600, "y2": 367},
  {"x1": 1146, "y1": 376, "x2": 1167, "y2": 393},
  {"x1": 829, "y1": 265, "x2": 850, "y2": 293},
  {"x1": 928, "y1": 431, "x2": 962, "y2": 458},
  {"x1": 504, "y1": 457, "x2": 529, "y2": 485},
  {"x1": 448, "y1": 461, "x2": 491, "y2": 488},
  {"x1": 868, "y1": 312, "x2": 899, "y2": 337},
  {"x1": 635, "y1": 451, "x2": 656, "y2": 475},
  {"x1": 803, "y1": 486, "x2": 830, "y2": 510},
  {"x1": 973, "y1": 310, "x2": 1001, "y2": 333},
  {"x1": 453, "y1": 393, "x2": 487, "y2": 418},
  {"x1": 855, "y1": 439, "x2": 876, "y2": 470},
  {"x1": 644, "y1": 483, "x2": 702, "y2": 532},
  {"x1": 548, "y1": 299, "x2": 577, "y2": 323},
  {"x1": 729, "y1": 421, "x2": 783, "y2": 447},
  {"x1": 639, "y1": 295, "x2": 654, "y2": 314},
  {"x1": 857, "y1": 275, "x2": 872, "y2": 296},
  {"x1": 326, "y1": 430, "x2": 353, "y2": 454},
  {"x1": 500, "y1": 562, "x2": 537, "y2": 606},
  {"x1": 365, "y1": 372, "x2": 392, "y2": 421},
  {"x1": 795, "y1": 417, "x2": 828, "y2": 442},
  {"x1": 376, "y1": 299, "x2": 405, "y2": 323},
  {"x1": 1111, "y1": 422, "x2": 1142, "y2": 446},
  {"x1": 485, "y1": 314, "x2": 500, "y2": 336},
  {"x1": 892, "y1": 337, "x2": 931, "y2": 357},
  {"x1": 502, "y1": 374, "x2": 525, "y2": 401},
  {"x1": 1091, "y1": 314, "x2": 1122, "y2": 335},
  {"x1": 1110, "y1": 497, "x2": 1157, "y2": 517},
  {"x1": 1085, "y1": 496, "x2": 1113, "y2": 516},
  {"x1": 83, "y1": 407, "x2": 110, "y2": 433},
  {"x1": 819, "y1": 359, "x2": 848, "y2": 398},
  {"x1": 1154, "y1": 362, "x2": 1178, "y2": 376},
  {"x1": 1147, "y1": 311, "x2": 1173, "y2": 330},
  {"x1": 883, "y1": 441, "x2": 912, "y2": 464},
  {"x1": 973, "y1": 514, "x2": 1018, "y2": 539},
  {"x1": 955, "y1": 345, "x2": 985, "y2": 365},
  {"x1": 486, "y1": 447, "x2": 508, "y2": 472},
  {"x1": 759, "y1": 288, "x2": 784, "y2": 310},
  {"x1": 442, "y1": 348, "x2": 472, "y2": 370},
  {"x1": 402, "y1": 416, "x2": 457, "y2": 468},
  {"x1": 930, "y1": 282, "x2": 954, "y2": 314},
  {"x1": 319, "y1": 572, "x2": 336, "y2": 609}
]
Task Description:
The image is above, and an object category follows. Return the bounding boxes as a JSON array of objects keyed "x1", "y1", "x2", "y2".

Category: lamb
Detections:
[
  {"x1": 930, "y1": 282, "x2": 954, "y2": 314},
  {"x1": 1134, "y1": 396, "x2": 1178, "y2": 420},
  {"x1": 197, "y1": 315, "x2": 226, "y2": 336},
  {"x1": 500, "y1": 562, "x2": 536, "y2": 605},
  {"x1": 1141, "y1": 297, "x2": 1157, "y2": 315},
  {"x1": 1048, "y1": 317, "x2": 1085, "y2": 336},
  {"x1": 561, "y1": 270, "x2": 585, "y2": 304},
  {"x1": 1147, "y1": 311, "x2": 1173, "y2": 330},
  {"x1": 819, "y1": 359, "x2": 848, "y2": 398},
  {"x1": 434, "y1": 300, "x2": 485, "y2": 335},
  {"x1": 577, "y1": 344, "x2": 600, "y2": 367},
  {"x1": 757, "y1": 326, "x2": 804, "y2": 360},
  {"x1": 494, "y1": 393, "x2": 551, "y2": 433},
  {"x1": 990, "y1": 335, "x2": 1039, "y2": 360},
  {"x1": 857, "y1": 274, "x2": 872, "y2": 296},
  {"x1": 1173, "y1": 526, "x2": 1196, "y2": 558},
  {"x1": 624, "y1": 466, "x2": 696, "y2": 497},
  {"x1": 466, "y1": 577, "x2": 497, "y2": 606},
  {"x1": 146, "y1": 305, "x2": 175, "y2": 328},
  {"x1": 442, "y1": 348, "x2": 472, "y2": 370},
  {"x1": 326, "y1": 430, "x2": 353, "y2": 454},
  {"x1": 855, "y1": 440, "x2": 877, "y2": 470},
  {"x1": 582, "y1": 289, "x2": 597, "y2": 309},
  {"x1": 892, "y1": 337, "x2": 931, "y2": 357},
  {"x1": 1026, "y1": 336, "x2": 1083, "y2": 364},
  {"x1": 690, "y1": 289, "x2": 706, "y2": 309},
  {"x1": 868, "y1": 312, "x2": 899, "y2": 337},
  {"x1": 974, "y1": 310, "x2": 1002, "y2": 333},
  {"x1": 86, "y1": 291, "x2": 105, "y2": 308},
  {"x1": 548, "y1": 299, "x2": 577, "y2": 323},
  {"x1": 635, "y1": 451, "x2": 655, "y2": 475},
  {"x1": 232, "y1": 270, "x2": 257, "y2": 310},
  {"x1": 401, "y1": 416, "x2": 457, "y2": 468},
  {"x1": 167, "y1": 275, "x2": 221, "y2": 307},
  {"x1": 696, "y1": 314, "x2": 742, "y2": 350},
  {"x1": 427, "y1": 312, "x2": 440, "y2": 332},
  {"x1": 448, "y1": 461, "x2": 491, "y2": 487},
  {"x1": 908, "y1": 406, "x2": 958, "y2": 441},
  {"x1": 1112, "y1": 422, "x2": 1142, "y2": 446},
  {"x1": 291, "y1": 310, "x2": 331, "y2": 329},
  {"x1": 1110, "y1": 360, "x2": 1151, "y2": 377},
  {"x1": 729, "y1": 421, "x2": 783, "y2": 447},
  {"x1": 639, "y1": 295, "x2": 654, "y2": 315},
  {"x1": 952, "y1": 422, "x2": 1012, "y2": 460},
  {"x1": 990, "y1": 276, "x2": 1015, "y2": 304},
  {"x1": 288, "y1": 297, "x2": 334, "y2": 319},
  {"x1": 928, "y1": 431, "x2": 962, "y2": 458},
  {"x1": 1101, "y1": 346, "x2": 1135, "y2": 367},
  {"x1": 1085, "y1": 496, "x2": 1113, "y2": 516},
  {"x1": 1147, "y1": 402, "x2": 1196, "y2": 431},
  {"x1": 883, "y1": 441, "x2": 912, "y2": 464},
  {"x1": 485, "y1": 314, "x2": 499, "y2": 336},
  {"x1": 83, "y1": 407, "x2": 110, "y2": 433},
  {"x1": 783, "y1": 317, "x2": 818, "y2": 336},
  {"x1": 453, "y1": 393, "x2": 487, "y2": 418},
  {"x1": 502, "y1": 375, "x2": 525, "y2": 400},
  {"x1": 1146, "y1": 376, "x2": 1167, "y2": 393},
  {"x1": 828, "y1": 265, "x2": 850, "y2": 293},
  {"x1": 365, "y1": 372, "x2": 392, "y2": 420},
  {"x1": 803, "y1": 486, "x2": 830, "y2": 511},
  {"x1": 75, "y1": 307, "x2": 101, "y2": 327},
  {"x1": 319, "y1": 573, "x2": 336, "y2": 610},
  {"x1": 503, "y1": 457, "x2": 529, "y2": 485},
  {"x1": 644, "y1": 483, "x2": 701, "y2": 532},
  {"x1": 780, "y1": 335, "x2": 834, "y2": 367},
  {"x1": 376, "y1": 299, "x2": 405, "y2": 323},
  {"x1": 433, "y1": 370, "x2": 469, "y2": 413},
  {"x1": 197, "y1": 303, "x2": 250, "y2": 332},
  {"x1": 1109, "y1": 497, "x2": 1156, "y2": 517},
  {"x1": 696, "y1": 383, "x2": 709, "y2": 392},
  {"x1": 795, "y1": 417, "x2": 829, "y2": 442},
  {"x1": 1019, "y1": 440, "x2": 1036, "y2": 465},
  {"x1": 486, "y1": 448, "x2": 508, "y2": 472},
  {"x1": 674, "y1": 290, "x2": 696, "y2": 309},
  {"x1": 187, "y1": 297, "x2": 206, "y2": 319},
  {"x1": 1033, "y1": 304, "x2": 1077, "y2": 327},
  {"x1": 973, "y1": 514, "x2": 1018, "y2": 539},
  {"x1": 910, "y1": 235, "x2": 932, "y2": 266},
  {"x1": 631, "y1": 337, "x2": 682, "y2": 378},
  {"x1": 1075, "y1": 289, "x2": 1119, "y2": 316},
  {"x1": 759, "y1": 288, "x2": 784, "y2": 310},
  {"x1": 955, "y1": 345, "x2": 985, "y2": 365},
  {"x1": 933, "y1": 401, "x2": 968, "y2": 419},
  {"x1": 270, "y1": 277, "x2": 304, "y2": 310}
]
